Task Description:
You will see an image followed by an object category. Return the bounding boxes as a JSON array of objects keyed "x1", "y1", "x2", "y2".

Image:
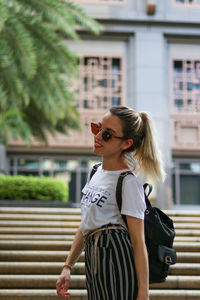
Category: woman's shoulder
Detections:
[{"x1": 123, "y1": 171, "x2": 144, "y2": 190}]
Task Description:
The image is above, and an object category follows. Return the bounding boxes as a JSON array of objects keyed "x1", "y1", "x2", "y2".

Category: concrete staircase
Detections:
[{"x1": 0, "y1": 207, "x2": 200, "y2": 300}]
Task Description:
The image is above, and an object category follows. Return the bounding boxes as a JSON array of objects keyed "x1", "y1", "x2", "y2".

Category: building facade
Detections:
[{"x1": 7, "y1": 0, "x2": 200, "y2": 208}]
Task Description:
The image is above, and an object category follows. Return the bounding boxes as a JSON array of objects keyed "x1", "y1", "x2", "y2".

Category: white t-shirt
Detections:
[{"x1": 80, "y1": 165, "x2": 146, "y2": 235}]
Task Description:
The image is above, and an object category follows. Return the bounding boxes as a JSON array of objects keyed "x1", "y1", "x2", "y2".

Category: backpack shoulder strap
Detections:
[
  {"x1": 143, "y1": 183, "x2": 153, "y2": 209},
  {"x1": 89, "y1": 162, "x2": 102, "y2": 181},
  {"x1": 116, "y1": 171, "x2": 133, "y2": 212},
  {"x1": 116, "y1": 172, "x2": 153, "y2": 223}
]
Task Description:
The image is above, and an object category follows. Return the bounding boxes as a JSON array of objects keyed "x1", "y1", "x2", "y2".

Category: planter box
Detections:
[{"x1": 0, "y1": 200, "x2": 80, "y2": 208}]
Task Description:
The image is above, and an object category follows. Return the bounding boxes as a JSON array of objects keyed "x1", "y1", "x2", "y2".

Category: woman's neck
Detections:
[{"x1": 102, "y1": 157, "x2": 129, "y2": 171}]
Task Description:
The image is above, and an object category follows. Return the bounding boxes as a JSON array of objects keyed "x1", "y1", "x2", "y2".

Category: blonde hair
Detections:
[{"x1": 109, "y1": 106, "x2": 165, "y2": 181}]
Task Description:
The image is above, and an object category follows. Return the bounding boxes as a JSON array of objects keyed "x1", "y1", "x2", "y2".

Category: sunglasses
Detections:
[{"x1": 91, "y1": 122, "x2": 124, "y2": 142}]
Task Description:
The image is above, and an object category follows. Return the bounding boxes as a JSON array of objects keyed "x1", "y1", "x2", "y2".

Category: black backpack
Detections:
[{"x1": 90, "y1": 164, "x2": 177, "y2": 284}]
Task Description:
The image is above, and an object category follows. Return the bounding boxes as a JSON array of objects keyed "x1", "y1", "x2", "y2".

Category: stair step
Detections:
[
  {"x1": 175, "y1": 237, "x2": 200, "y2": 242},
  {"x1": 0, "y1": 241, "x2": 72, "y2": 251},
  {"x1": 169, "y1": 263, "x2": 200, "y2": 275},
  {"x1": 1, "y1": 213, "x2": 200, "y2": 223},
  {"x1": 2, "y1": 221, "x2": 200, "y2": 230},
  {"x1": 0, "y1": 289, "x2": 87, "y2": 300},
  {"x1": 1, "y1": 262, "x2": 199, "y2": 276},
  {"x1": 0, "y1": 289, "x2": 200, "y2": 300},
  {"x1": 167, "y1": 211, "x2": 200, "y2": 217},
  {"x1": 1, "y1": 235, "x2": 200, "y2": 242},
  {"x1": 175, "y1": 223, "x2": 200, "y2": 229},
  {"x1": 2, "y1": 215, "x2": 200, "y2": 223},
  {"x1": 0, "y1": 234, "x2": 75, "y2": 241},
  {"x1": 0, "y1": 262, "x2": 85, "y2": 275},
  {"x1": 0, "y1": 207, "x2": 81, "y2": 215},
  {"x1": 150, "y1": 276, "x2": 200, "y2": 289},
  {"x1": 0, "y1": 262, "x2": 198, "y2": 276},
  {"x1": 0, "y1": 227, "x2": 77, "y2": 235},
  {"x1": 177, "y1": 252, "x2": 200, "y2": 263},
  {"x1": 1, "y1": 274, "x2": 200, "y2": 289},
  {"x1": 171, "y1": 217, "x2": 200, "y2": 223},
  {"x1": 2, "y1": 250, "x2": 199, "y2": 263},
  {"x1": 0, "y1": 207, "x2": 199, "y2": 217},
  {"x1": 174, "y1": 229, "x2": 200, "y2": 237},
  {"x1": 150, "y1": 289, "x2": 200, "y2": 299},
  {"x1": 0, "y1": 211, "x2": 200, "y2": 225},
  {"x1": 174, "y1": 242, "x2": 200, "y2": 252},
  {"x1": 174, "y1": 218, "x2": 200, "y2": 223},
  {"x1": 0, "y1": 241, "x2": 199, "y2": 252},
  {"x1": 166, "y1": 209, "x2": 200, "y2": 218},
  {"x1": 0, "y1": 221, "x2": 80, "y2": 228},
  {"x1": 0, "y1": 214, "x2": 81, "y2": 222},
  {"x1": 1, "y1": 227, "x2": 200, "y2": 236},
  {"x1": 0, "y1": 251, "x2": 84, "y2": 262},
  {"x1": 0, "y1": 275, "x2": 86, "y2": 288}
]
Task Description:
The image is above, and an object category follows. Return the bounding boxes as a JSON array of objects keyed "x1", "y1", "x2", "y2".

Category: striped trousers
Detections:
[{"x1": 84, "y1": 225, "x2": 138, "y2": 300}]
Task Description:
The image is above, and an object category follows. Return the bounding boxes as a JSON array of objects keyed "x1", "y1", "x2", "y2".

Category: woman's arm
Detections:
[
  {"x1": 126, "y1": 216, "x2": 149, "y2": 300},
  {"x1": 56, "y1": 226, "x2": 85, "y2": 298},
  {"x1": 63, "y1": 226, "x2": 85, "y2": 268}
]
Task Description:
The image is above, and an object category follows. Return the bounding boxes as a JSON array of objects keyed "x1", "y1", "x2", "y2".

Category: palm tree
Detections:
[
  {"x1": 0, "y1": 108, "x2": 31, "y2": 146},
  {"x1": 0, "y1": 108, "x2": 31, "y2": 174},
  {"x1": 0, "y1": 0, "x2": 102, "y2": 142},
  {"x1": 0, "y1": 0, "x2": 102, "y2": 173}
]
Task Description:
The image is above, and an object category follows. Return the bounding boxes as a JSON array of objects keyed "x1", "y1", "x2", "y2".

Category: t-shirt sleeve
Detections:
[{"x1": 121, "y1": 175, "x2": 146, "y2": 220}]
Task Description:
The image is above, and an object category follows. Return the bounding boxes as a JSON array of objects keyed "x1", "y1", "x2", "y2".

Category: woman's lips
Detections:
[{"x1": 94, "y1": 141, "x2": 102, "y2": 148}]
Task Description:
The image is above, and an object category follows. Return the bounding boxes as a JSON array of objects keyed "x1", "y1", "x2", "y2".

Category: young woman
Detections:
[{"x1": 56, "y1": 106, "x2": 165, "y2": 300}]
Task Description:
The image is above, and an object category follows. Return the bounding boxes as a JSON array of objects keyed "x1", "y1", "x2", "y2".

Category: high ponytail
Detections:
[
  {"x1": 109, "y1": 106, "x2": 165, "y2": 181},
  {"x1": 134, "y1": 112, "x2": 165, "y2": 181}
]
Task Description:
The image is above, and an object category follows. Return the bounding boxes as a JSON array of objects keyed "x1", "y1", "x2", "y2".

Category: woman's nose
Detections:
[{"x1": 95, "y1": 129, "x2": 103, "y2": 140}]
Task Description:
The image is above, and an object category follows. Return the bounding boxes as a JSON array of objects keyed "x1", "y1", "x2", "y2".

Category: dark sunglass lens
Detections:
[
  {"x1": 91, "y1": 123, "x2": 99, "y2": 135},
  {"x1": 102, "y1": 130, "x2": 112, "y2": 141}
]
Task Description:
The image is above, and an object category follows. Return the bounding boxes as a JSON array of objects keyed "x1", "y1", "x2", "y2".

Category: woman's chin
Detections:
[{"x1": 93, "y1": 145, "x2": 102, "y2": 154}]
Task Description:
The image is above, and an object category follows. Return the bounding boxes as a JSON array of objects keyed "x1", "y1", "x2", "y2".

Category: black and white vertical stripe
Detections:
[{"x1": 85, "y1": 226, "x2": 138, "y2": 300}]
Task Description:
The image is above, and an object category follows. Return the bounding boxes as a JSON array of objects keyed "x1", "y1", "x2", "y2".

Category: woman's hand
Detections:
[{"x1": 56, "y1": 268, "x2": 71, "y2": 298}]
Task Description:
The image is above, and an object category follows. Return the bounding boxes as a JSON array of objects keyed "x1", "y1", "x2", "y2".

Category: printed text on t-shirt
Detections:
[{"x1": 81, "y1": 185, "x2": 110, "y2": 208}]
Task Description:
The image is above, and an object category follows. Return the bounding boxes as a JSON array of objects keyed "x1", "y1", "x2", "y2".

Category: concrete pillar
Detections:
[
  {"x1": 132, "y1": 30, "x2": 172, "y2": 209},
  {"x1": 0, "y1": 144, "x2": 8, "y2": 175}
]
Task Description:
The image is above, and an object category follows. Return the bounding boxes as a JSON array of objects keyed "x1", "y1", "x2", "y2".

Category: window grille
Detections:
[
  {"x1": 72, "y1": 55, "x2": 124, "y2": 110},
  {"x1": 172, "y1": 59, "x2": 200, "y2": 113}
]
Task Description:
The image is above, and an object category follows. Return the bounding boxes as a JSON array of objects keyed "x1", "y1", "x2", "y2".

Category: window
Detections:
[
  {"x1": 172, "y1": 159, "x2": 200, "y2": 205},
  {"x1": 172, "y1": 0, "x2": 200, "y2": 6},
  {"x1": 172, "y1": 59, "x2": 200, "y2": 113},
  {"x1": 75, "y1": 0, "x2": 125, "y2": 3},
  {"x1": 73, "y1": 55, "x2": 124, "y2": 110}
]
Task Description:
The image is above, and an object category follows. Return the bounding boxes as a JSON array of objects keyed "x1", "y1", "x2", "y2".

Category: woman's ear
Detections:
[{"x1": 122, "y1": 139, "x2": 133, "y2": 151}]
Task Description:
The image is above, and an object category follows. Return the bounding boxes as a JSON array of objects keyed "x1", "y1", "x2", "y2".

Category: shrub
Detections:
[{"x1": 0, "y1": 176, "x2": 68, "y2": 201}]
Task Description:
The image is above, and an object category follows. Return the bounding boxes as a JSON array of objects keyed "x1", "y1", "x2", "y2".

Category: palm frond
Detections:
[{"x1": 0, "y1": 0, "x2": 101, "y2": 145}]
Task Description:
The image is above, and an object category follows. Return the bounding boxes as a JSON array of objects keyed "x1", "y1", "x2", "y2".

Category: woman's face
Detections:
[{"x1": 92, "y1": 112, "x2": 132, "y2": 159}]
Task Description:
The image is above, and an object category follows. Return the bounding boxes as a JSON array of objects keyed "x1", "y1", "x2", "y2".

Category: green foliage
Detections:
[
  {"x1": 0, "y1": 175, "x2": 68, "y2": 201},
  {"x1": 0, "y1": 108, "x2": 31, "y2": 145},
  {"x1": 0, "y1": 0, "x2": 102, "y2": 144}
]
